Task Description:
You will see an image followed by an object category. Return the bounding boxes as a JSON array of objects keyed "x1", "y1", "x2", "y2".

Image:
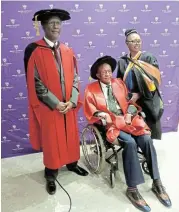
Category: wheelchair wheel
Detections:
[
  {"x1": 142, "y1": 160, "x2": 150, "y2": 175},
  {"x1": 81, "y1": 124, "x2": 106, "y2": 174},
  {"x1": 137, "y1": 151, "x2": 145, "y2": 162},
  {"x1": 110, "y1": 170, "x2": 115, "y2": 188}
]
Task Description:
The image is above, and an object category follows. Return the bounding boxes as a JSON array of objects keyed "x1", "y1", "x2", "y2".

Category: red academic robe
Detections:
[
  {"x1": 25, "y1": 39, "x2": 81, "y2": 169},
  {"x1": 84, "y1": 78, "x2": 150, "y2": 143}
]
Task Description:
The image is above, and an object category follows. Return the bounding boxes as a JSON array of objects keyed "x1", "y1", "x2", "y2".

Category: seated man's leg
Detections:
[
  {"x1": 133, "y1": 134, "x2": 160, "y2": 180},
  {"x1": 119, "y1": 131, "x2": 151, "y2": 212},
  {"x1": 134, "y1": 134, "x2": 172, "y2": 207},
  {"x1": 119, "y1": 131, "x2": 144, "y2": 187}
]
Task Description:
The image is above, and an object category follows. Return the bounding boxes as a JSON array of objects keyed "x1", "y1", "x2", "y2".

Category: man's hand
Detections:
[
  {"x1": 98, "y1": 112, "x2": 112, "y2": 124},
  {"x1": 60, "y1": 101, "x2": 73, "y2": 114},
  {"x1": 105, "y1": 114, "x2": 113, "y2": 124},
  {"x1": 125, "y1": 113, "x2": 132, "y2": 125},
  {"x1": 56, "y1": 102, "x2": 66, "y2": 111},
  {"x1": 97, "y1": 112, "x2": 112, "y2": 124}
]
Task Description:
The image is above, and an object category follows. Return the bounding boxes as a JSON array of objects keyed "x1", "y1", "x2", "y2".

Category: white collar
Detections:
[
  {"x1": 44, "y1": 36, "x2": 58, "y2": 48},
  {"x1": 100, "y1": 81, "x2": 111, "y2": 88}
]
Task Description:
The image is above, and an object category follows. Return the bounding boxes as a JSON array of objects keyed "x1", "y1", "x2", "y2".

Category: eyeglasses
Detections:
[
  {"x1": 100, "y1": 70, "x2": 112, "y2": 75},
  {"x1": 47, "y1": 21, "x2": 62, "y2": 26},
  {"x1": 126, "y1": 40, "x2": 142, "y2": 44}
]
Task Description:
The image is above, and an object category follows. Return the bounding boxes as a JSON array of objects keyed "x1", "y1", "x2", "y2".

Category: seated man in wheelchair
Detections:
[{"x1": 83, "y1": 56, "x2": 171, "y2": 212}]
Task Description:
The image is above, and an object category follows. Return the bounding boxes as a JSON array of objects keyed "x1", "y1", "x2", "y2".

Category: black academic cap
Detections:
[
  {"x1": 32, "y1": 9, "x2": 71, "y2": 22},
  {"x1": 90, "y1": 56, "x2": 117, "y2": 80}
]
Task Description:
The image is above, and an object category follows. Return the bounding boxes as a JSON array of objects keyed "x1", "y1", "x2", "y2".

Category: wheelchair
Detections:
[{"x1": 81, "y1": 123, "x2": 150, "y2": 188}]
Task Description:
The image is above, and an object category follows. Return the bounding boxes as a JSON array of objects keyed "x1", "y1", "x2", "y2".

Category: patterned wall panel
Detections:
[{"x1": 1, "y1": 1, "x2": 179, "y2": 158}]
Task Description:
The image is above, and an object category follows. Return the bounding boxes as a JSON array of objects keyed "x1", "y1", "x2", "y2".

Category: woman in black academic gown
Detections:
[{"x1": 117, "y1": 29, "x2": 163, "y2": 140}]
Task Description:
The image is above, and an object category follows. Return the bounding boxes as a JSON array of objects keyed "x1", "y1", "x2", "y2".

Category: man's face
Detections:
[
  {"x1": 96, "y1": 63, "x2": 113, "y2": 84},
  {"x1": 42, "y1": 16, "x2": 62, "y2": 42},
  {"x1": 126, "y1": 33, "x2": 142, "y2": 53}
]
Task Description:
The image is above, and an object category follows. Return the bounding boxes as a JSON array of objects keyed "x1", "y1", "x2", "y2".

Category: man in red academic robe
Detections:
[
  {"x1": 84, "y1": 56, "x2": 171, "y2": 211},
  {"x1": 24, "y1": 9, "x2": 88, "y2": 195}
]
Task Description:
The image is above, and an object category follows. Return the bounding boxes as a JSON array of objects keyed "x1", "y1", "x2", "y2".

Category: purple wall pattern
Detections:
[{"x1": 1, "y1": 1, "x2": 179, "y2": 158}]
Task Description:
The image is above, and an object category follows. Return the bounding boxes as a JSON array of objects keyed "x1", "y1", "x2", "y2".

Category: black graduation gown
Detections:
[{"x1": 117, "y1": 52, "x2": 162, "y2": 139}]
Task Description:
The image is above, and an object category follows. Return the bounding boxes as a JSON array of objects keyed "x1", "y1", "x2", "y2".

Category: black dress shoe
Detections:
[
  {"x1": 67, "y1": 165, "x2": 89, "y2": 176},
  {"x1": 46, "y1": 179, "x2": 56, "y2": 195},
  {"x1": 152, "y1": 183, "x2": 172, "y2": 207},
  {"x1": 126, "y1": 189, "x2": 151, "y2": 212}
]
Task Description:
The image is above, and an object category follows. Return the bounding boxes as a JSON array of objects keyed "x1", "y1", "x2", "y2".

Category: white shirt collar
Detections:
[
  {"x1": 44, "y1": 36, "x2": 58, "y2": 48},
  {"x1": 100, "y1": 81, "x2": 111, "y2": 88}
]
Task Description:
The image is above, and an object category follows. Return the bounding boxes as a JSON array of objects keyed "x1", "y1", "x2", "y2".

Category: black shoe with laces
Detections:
[{"x1": 67, "y1": 165, "x2": 89, "y2": 176}]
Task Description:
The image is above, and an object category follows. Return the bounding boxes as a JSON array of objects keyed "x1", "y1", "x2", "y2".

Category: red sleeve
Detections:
[{"x1": 83, "y1": 86, "x2": 101, "y2": 124}]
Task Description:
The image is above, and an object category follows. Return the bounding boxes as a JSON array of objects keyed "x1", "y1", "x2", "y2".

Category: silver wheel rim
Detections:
[{"x1": 81, "y1": 126, "x2": 101, "y2": 172}]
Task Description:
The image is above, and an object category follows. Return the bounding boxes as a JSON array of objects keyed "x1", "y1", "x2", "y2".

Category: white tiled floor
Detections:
[{"x1": 1, "y1": 131, "x2": 179, "y2": 212}]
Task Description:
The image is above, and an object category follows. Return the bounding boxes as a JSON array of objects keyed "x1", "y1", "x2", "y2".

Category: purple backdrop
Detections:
[{"x1": 1, "y1": 2, "x2": 179, "y2": 158}]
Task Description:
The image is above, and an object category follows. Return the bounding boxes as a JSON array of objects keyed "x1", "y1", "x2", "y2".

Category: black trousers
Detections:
[
  {"x1": 118, "y1": 131, "x2": 160, "y2": 187},
  {"x1": 45, "y1": 161, "x2": 78, "y2": 180}
]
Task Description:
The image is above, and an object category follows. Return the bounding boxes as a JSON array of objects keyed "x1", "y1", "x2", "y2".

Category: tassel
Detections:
[
  {"x1": 88, "y1": 76, "x2": 93, "y2": 82},
  {"x1": 33, "y1": 15, "x2": 40, "y2": 36}
]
